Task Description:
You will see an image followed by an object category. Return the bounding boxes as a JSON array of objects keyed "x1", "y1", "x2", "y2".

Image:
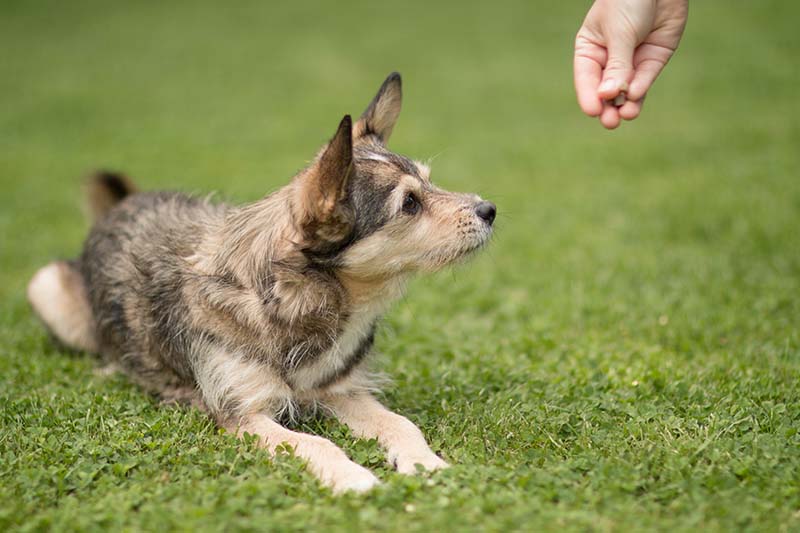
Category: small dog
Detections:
[{"x1": 27, "y1": 73, "x2": 496, "y2": 493}]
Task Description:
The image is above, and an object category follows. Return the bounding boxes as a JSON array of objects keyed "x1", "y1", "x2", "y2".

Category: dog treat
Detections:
[{"x1": 610, "y1": 81, "x2": 629, "y2": 107}]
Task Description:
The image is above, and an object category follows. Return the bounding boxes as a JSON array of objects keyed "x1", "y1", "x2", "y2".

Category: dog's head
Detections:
[{"x1": 291, "y1": 72, "x2": 495, "y2": 280}]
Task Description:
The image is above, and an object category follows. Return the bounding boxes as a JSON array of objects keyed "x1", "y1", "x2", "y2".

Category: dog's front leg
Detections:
[
  {"x1": 327, "y1": 393, "x2": 449, "y2": 474},
  {"x1": 226, "y1": 413, "x2": 380, "y2": 493},
  {"x1": 194, "y1": 343, "x2": 379, "y2": 493}
]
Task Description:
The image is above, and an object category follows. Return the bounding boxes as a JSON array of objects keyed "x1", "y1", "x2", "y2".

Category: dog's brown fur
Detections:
[{"x1": 27, "y1": 73, "x2": 496, "y2": 492}]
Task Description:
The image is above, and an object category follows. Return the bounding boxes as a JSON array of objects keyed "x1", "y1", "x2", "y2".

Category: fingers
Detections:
[
  {"x1": 574, "y1": 34, "x2": 662, "y2": 128},
  {"x1": 619, "y1": 98, "x2": 643, "y2": 120},
  {"x1": 597, "y1": 40, "x2": 636, "y2": 101},
  {"x1": 598, "y1": 96, "x2": 644, "y2": 129},
  {"x1": 628, "y1": 58, "x2": 665, "y2": 100},
  {"x1": 574, "y1": 55, "x2": 604, "y2": 117},
  {"x1": 599, "y1": 101, "x2": 620, "y2": 129},
  {"x1": 597, "y1": 43, "x2": 667, "y2": 127}
]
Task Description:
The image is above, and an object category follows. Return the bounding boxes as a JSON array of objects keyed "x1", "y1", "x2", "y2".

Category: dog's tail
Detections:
[{"x1": 85, "y1": 170, "x2": 137, "y2": 221}]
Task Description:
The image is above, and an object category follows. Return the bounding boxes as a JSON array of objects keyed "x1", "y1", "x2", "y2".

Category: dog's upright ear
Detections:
[
  {"x1": 293, "y1": 115, "x2": 355, "y2": 253},
  {"x1": 354, "y1": 72, "x2": 402, "y2": 143}
]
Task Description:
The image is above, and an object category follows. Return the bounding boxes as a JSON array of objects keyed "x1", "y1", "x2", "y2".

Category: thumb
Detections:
[{"x1": 598, "y1": 40, "x2": 635, "y2": 99}]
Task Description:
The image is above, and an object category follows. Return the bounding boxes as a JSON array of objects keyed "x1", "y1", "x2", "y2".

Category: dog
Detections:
[{"x1": 27, "y1": 72, "x2": 496, "y2": 493}]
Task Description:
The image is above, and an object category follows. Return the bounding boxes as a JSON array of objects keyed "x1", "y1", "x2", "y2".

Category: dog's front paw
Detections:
[
  {"x1": 328, "y1": 463, "x2": 381, "y2": 494},
  {"x1": 394, "y1": 452, "x2": 450, "y2": 475}
]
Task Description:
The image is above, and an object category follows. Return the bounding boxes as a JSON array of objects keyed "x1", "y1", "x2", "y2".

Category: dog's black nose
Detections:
[{"x1": 475, "y1": 201, "x2": 496, "y2": 225}]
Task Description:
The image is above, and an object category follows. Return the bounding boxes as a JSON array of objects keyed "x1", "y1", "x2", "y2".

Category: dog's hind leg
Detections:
[
  {"x1": 160, "y1": 385, "x2": 209, "y2": 413},
  {"x1": 27, "y1": 261, "x2": 98, "y2": 353}
]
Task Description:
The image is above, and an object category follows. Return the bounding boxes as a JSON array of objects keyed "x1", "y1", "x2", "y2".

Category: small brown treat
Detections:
[{"x1": 612, "y1": 92, "x2": 627, "y2": 107}]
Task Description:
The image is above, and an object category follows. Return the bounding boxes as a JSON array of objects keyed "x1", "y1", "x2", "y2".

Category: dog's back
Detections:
[
  {"x1": 80, "y1": 180, "x2": 227, "y2": 391},
  {"x1": 30, "y1": 173, "x2": 230, "y2": 395}
]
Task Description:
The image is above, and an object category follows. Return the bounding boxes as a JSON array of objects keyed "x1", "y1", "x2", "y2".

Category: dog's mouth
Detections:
[
  {"x1": 424, "y1": 226, "x2": 493, "y2": 270},
  {"x1": 460, "y1": 229, "x2": 493, "y2": 257}
]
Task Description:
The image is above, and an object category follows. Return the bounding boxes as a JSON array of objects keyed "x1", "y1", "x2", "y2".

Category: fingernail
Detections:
[{"x1": 598, "y1": 79, "x2": 616, "y2": 92}]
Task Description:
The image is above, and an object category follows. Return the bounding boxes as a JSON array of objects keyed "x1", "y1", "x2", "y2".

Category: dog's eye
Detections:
[{"x1": 401, "y1": 191, "x2": 421, "y2": 215}]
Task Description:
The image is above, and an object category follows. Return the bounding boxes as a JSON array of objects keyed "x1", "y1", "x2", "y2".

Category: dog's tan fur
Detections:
[{"x1": 27, "y1": 73, "x2": 495, "y2": 492}]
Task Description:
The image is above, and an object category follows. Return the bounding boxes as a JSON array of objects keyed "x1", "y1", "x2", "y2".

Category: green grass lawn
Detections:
[{"x1": 2, "y1": 1, "x2": 799, "y2": 531}]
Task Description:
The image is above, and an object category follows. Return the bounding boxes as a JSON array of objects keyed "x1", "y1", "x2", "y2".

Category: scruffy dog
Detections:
[{"x1": 27, "y1": 73, "x2": 496, "y2": 493}]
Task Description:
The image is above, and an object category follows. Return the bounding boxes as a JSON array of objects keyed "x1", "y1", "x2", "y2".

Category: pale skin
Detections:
[{"x1": 574, "y1": 0, "x2": 689, "y2": 129}]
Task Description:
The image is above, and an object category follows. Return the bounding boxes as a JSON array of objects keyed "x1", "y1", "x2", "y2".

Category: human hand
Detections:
[{"x1": 574, "y1": 0, "x2": 688, "y2": 129}]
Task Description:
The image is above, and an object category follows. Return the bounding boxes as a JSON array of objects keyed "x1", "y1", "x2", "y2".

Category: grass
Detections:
[{"x1": 1, "y1": 0, "x2": 799, "y2": 531}]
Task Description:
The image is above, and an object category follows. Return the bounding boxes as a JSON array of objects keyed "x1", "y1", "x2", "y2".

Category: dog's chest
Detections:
[{"x1": 289, "y1": 304, "x2": 384, "y2": 392}]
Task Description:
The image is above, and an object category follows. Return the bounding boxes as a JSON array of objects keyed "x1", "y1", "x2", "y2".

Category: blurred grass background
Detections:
[{"x1": 1, "y1": 1, "x2": 799, "y2": 531}]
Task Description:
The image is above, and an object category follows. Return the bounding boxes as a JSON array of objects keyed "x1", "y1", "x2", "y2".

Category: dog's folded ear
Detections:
[
  {"x1": 293, "y1": 115, "x2": 355, "y2": 254},
  {"x1": 354, "y1": 72, "x2": 402, "y2": 143}
]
